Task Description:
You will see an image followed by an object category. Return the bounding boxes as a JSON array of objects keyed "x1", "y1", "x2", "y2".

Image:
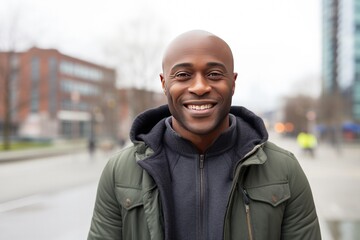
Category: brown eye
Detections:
[
  {"x1": 208, "y1": 72, "x2": 223, "y2": 80},
  {"x1": 175, "y1": 72, "x2": 191, "y2": 80}
]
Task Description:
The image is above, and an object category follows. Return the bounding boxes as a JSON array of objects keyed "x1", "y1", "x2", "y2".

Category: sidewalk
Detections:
[{"x1": 0, "y1": 141, "x2": 87, "y2": 163}]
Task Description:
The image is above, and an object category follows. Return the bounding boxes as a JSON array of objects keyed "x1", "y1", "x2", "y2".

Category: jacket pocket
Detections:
[
  {"x1": 115, "y1": 186, "x2": 143, "y2": 210},
  {"x1": 246, "y1": 182, "x2": 290, "y2": 207},
  {"x1": 115, "y1": 186, "x2": 154, "y2": 239}
]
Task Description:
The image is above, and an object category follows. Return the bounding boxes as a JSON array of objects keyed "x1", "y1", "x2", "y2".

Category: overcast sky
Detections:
[{"x1": 0, "y1": 0, "x2": 322, "y2": 112}]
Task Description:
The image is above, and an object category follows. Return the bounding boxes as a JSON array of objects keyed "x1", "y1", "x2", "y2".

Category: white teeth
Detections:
[{"x1": 187, "y1": 104, "x2": 213, "y2": 110}]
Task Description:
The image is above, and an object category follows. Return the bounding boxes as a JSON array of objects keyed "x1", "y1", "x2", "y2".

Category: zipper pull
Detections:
[
  {"x1": 199, "y1": 154, "x2": 204, "y2": 169},
  {"x1": 242, "y1": 188, "x2": 250, "y2": 205},
  {"x1": 245, "y1": 204, "x2": 250, "y2": 213}
]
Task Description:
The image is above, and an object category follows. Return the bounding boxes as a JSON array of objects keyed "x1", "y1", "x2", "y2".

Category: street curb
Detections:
[{"x1": 0, "y1": 145, "x2": 86, "y2": 163}]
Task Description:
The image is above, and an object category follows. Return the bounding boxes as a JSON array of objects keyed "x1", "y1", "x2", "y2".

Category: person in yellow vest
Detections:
[{"x1": 297, "y1": 131, "x2": 317, "y2": 158}]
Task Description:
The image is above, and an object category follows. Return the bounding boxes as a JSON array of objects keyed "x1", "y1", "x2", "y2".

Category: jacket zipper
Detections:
[
  {"x1": 224, "y1": 143, "x2": 265, "y2": 239},
  {"x1": 199, "y1": 154, "x2": 205, "y2": 240},
  {"x1": 242, "y1": 188, "x2": 254, "y2": 240}
]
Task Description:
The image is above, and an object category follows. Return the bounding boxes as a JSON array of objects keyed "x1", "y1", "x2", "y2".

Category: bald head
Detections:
[
  {"x1": 162, "y1": 30, "x2": 235, "y2": 73},
  {"x1": 159, "y1": 30, "x2": 237, "y2": 149}
]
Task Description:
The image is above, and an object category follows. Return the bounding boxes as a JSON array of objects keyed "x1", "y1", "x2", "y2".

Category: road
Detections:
[
  {"x1": 0, "y1": 133, "x2": 360, "y2": 240},
  {"x1": 0, "y1": 150, "x2": 110, "y2": 240},
  {"x1": 0, "y1": 151, "x2": 110, "y2": 203}
]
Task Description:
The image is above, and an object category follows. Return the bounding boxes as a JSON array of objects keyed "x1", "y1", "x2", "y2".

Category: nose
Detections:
[{"x1": 188, "y1": 73, "x2": 212, "y2": 96}]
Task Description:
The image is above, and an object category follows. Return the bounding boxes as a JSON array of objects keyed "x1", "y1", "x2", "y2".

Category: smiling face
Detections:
[{"x1": 160, "y1": 30, "x2": 237, "y2": 146}]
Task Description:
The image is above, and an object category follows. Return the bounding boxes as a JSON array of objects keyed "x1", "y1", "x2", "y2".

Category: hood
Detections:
[
  {"x1": 130, "y1": 105, "x2": 171, "y2": 151},
  {"x1": 129, "y1": 104, "x2": 268, "y2": 152}
]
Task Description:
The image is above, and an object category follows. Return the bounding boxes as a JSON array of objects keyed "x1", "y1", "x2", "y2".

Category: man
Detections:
[{"x1": 88, "y1": 30, "x2": 321, "y2": 240}]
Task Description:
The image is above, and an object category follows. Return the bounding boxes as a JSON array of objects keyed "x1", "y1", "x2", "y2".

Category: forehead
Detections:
[{"x1": 162, "y1": 35, "x2": 234, "y2": 72}]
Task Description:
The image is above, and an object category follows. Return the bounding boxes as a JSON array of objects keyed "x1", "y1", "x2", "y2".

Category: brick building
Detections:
[
  {"x1": 117, "y1": 88, "x2": 167, "y2": 143},
  {"x1": 0, "y1": 47, "x2": 117, "y2": 140}
]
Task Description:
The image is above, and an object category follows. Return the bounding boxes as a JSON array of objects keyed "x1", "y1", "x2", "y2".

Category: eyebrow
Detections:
[
  {"x1": 171, "y1": 63, "x2": 193, "y2": 71},
  {"x1": 206, "y1": 62, "x2": 226, "y2": 69}
]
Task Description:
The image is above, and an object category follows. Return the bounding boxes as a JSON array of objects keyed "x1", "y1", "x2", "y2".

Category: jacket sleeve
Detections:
[
  {"x1": 281, "y1": 154, "x2": 321, "y2": 239},
  {"x1": 88, "y1": 158, "x2": 122, "y2": 240}
]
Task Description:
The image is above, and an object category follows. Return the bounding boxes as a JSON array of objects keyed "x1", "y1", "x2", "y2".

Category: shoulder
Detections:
[
  {"x1": 248, "y1": 141, "x2": 304, "y2": 182},
  {"x1": 101, "y1": 143, "x2": 145, "y2": 188},
  {"x1": 262, "y1": 141, "x2": 299, "y2": 170},
  {"x1": 261, "y1": 141, "x2": 309, "y2": 188},
  {"x1": 263, "y1": 141, "x2": 296, "y2": 160}
]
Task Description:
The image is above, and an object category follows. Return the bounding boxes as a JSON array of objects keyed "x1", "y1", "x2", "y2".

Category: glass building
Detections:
[{"x1": 322, "y1": 0, "x2": 360, "y2": 121}]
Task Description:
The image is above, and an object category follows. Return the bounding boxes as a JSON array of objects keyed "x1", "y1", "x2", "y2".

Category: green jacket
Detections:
[
  {"x1": 88, "y1": 142, "x2": 321, "y2": 240},
  {"x1": 88, "y1": 105, "x2": 321, "y2": 240}
]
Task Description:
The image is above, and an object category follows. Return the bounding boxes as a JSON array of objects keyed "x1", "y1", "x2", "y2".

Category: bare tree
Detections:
[
  {"x1": 103, "y1": 16, "x2": 169, "y2": 118},
  {"x1": 0, "y1": 8, "x2": 23, "y2": 150},
  {"x1": 0, "y1": 6, "x2": 37, "y2": 150},
  {"x1": 0, "y1": 52, "x2": 14, "y2": 150},
  {"x1": 282, "y1": 95, "x2": 317, "y2": 135}
]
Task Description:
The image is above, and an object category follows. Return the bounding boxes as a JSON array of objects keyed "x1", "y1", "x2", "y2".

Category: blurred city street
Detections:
[
  {"x1": 0, "y1": 149, "x2": 112, "y2": 240},
  {"x1": 269, "y1": 132, "x2": 360, "y2": 240},
  {"x1": 0, "y1": 0, "x2": 359, "y2": 239},
  {"x1": 0, "y1": 133, "x2": 359, "y2": 240}
]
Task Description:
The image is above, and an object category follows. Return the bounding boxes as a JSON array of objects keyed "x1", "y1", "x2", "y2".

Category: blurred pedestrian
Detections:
[
  {"x1": 88, "y1": 30, "x2": 321, "y2": 240},
  {"x1": 297, "y1": 131, "x2": 317, "y2": 158},
  {"x1": 88, "y1": 138, "x2": 96, "y2": 160}
]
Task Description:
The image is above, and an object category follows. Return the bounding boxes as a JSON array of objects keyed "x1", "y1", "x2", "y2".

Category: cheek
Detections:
[
  {"x1": 216, "y1": 82, "x2": 234, "y2": 97},
  {"x1": 167, "y1": 83, "x2": 186, "y2": 100}
]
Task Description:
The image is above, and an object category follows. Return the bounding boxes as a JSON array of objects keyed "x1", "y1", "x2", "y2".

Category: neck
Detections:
[{"x1": 171, "y1": 117, "x2": 230, "y2": 153}]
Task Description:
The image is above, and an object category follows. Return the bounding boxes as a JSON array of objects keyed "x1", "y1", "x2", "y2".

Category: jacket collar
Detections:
[
  {"x1": 163, "y1": 114, "x2": 239, "y2": 156},
  {"x1": 130, "y1": 104, "x2": 268, "y2": 153}
]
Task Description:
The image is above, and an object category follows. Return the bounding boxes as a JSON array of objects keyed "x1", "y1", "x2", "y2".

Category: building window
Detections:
[
  {"x1": 61, "y1": 99, "x2": 90, "y2": 111},
  {"x1": 59, "y1": 60, "x2": 103, "y2": 81},
  {"x1": 49, "y1": 57, "x2": 58, "y2": 115},
  {"x1": 9, "y1": 55, "x2": 18, "y2": 119},
  {"x1": 31, "y1": 56, "x2": 40, "y2": 112},
  {"x1": 60, "y1": 79, "x2": 100, "y2": 96},
  {"x1": 354, "y1": 79, "x2": 360, "y2": 101},
  {"x1": 61, "y1": 120, "x2": 72, "y2": 137},
  {"x1": 79, "y1": 121, "x2": 88, "y2": 138},
  {"x1": 353, "y1": 103, "x2": 360, "y2": 120}
]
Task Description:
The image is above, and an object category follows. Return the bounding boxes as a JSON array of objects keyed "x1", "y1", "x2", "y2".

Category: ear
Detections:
[
  {"x1": 160, "y1": 73, "x2": 166, "y2": 94},
  {"x1": 232, "y1": 73, "x2": 238, "y2": 95}
]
